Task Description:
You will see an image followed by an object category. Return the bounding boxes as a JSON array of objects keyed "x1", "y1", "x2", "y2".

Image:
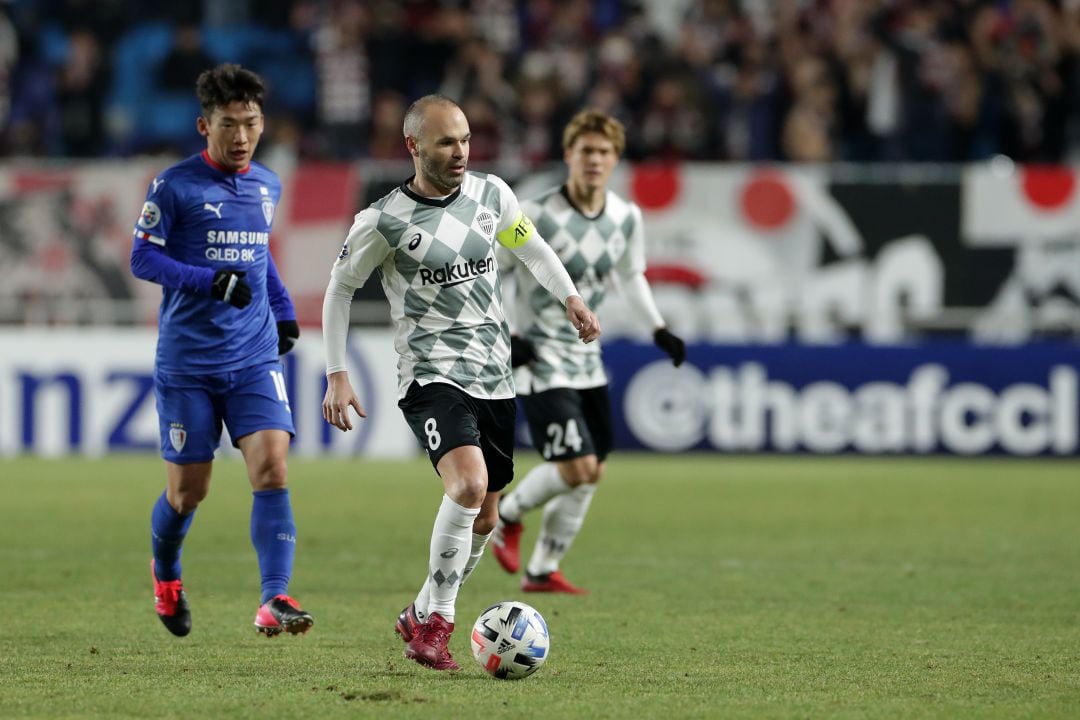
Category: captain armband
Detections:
[{"x1": 496, "y1": 211, "x2": 535, "y2": 249}]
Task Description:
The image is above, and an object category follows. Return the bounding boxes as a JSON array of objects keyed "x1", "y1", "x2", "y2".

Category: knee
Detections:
[
  {"x1": 449, "y1": 474, "x2": 487, "y2": 508},
  {"x1": 169, "y1": 486, "x2": 208, "y2": 515},
  {"x1": 250, "y1": 455, "x2": 288, "y2": 491},
  {"x1": 559, "y1": 456, "x2": 600, "y2": 486}
]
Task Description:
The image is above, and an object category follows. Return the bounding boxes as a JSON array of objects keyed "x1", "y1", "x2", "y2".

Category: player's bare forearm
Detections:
[
  {"x1": 565, "y1": 295, "x2": 601, "y2": 343},
  {"x1": 322, "y1": 370, "x2": 367, "y2": 431}
]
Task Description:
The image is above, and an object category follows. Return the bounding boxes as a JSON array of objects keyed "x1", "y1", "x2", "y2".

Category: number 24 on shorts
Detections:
[{"x1": 543, "y1": 419, "x2": 582, "y2": 458}]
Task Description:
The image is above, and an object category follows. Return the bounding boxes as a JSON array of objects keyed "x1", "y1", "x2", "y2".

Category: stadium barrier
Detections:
[
  {"x1": 601, "y1": 340, "x2": 1080, "y2": 456},
  {"x1": 5, "y1": 160, "x2": 1080, "y2": 457},
  {"x1": 3, "y1": 330, "x2": 1080, "y2": 458},
  {"x1": 0, "y1": 329, "x2": 416, "y2": 459}
]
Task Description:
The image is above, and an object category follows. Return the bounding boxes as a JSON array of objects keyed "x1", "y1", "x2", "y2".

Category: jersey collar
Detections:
[
  {"x1": 201, "y1": 149, "x2": 251, "y2": 175},
  {"x1": 560, "y1": 185, "x2": 605, "y2": 220},
  {"x1": 402, "y1": 176, "x2": 461, "y2": 207}
]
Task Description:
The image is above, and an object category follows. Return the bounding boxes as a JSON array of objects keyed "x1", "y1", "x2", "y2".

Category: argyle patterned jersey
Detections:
[
  {"x1": 331, "y1": 172, "x2": 520, "y2": 400},
  {"x1": 509, "y1": 186, "x2": 646, "y2": 393}
]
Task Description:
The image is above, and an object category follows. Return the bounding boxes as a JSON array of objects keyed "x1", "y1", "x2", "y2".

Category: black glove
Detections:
[
  {"x1": 653, "y1": 327, "x2": 686, "y2": 367},
  {"x1": 210, "y1": 270, "x2": 251, "y2": 309},
  {"x1": 510, "y1": 335, "x2": 538, "y2": 368},
  {"x1": 277, "y1": 319, "x2": 300, "y2": 355}
]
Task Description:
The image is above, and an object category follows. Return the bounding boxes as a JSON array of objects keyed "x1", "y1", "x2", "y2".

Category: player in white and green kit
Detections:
[
  {"x1": 320, "y1": 95, "x2": 600, "y2": 671},
  {"x1": 492, "y1": 110, "x2": 686, "y2": 594}
]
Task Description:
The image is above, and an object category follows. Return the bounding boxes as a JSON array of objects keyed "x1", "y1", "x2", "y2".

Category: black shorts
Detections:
[
  {"x1": 398, "y1": 381, "x2": 517, "y2": 492},
  {"x1": 520, "y1": 385, "x2": 613, "y2": 462}
]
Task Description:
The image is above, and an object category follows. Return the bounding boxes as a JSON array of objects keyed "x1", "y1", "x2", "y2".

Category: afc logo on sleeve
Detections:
[{"x1": 138, "y1": 201, "x2": 162, "y2": 229}]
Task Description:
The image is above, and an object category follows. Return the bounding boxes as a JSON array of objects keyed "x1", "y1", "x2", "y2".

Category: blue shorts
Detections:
[{"x1": 154, "y1": 361, "x2": 295, "y2": 464}]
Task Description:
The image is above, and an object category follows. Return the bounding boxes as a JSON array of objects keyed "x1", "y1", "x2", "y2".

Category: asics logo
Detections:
[{"x1": 204, "y1": 202, "x2": 223, "y2": 219}]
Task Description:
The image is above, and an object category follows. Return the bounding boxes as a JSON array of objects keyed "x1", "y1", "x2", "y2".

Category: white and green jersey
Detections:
[
  {"x1": 331, "y1": 172, "x2": 531, "y2": 400},
  {"x1": 509, "y1": 186, "x2": 646, "y2": 393}
]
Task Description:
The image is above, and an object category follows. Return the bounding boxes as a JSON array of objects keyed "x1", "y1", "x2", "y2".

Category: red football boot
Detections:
[
  {"x1": 151, "y1": 560, "x2": 191, "y2": 637},
  {"x1": 395, "y1": 602, "x2": 421, "y2": 643},
  {"x1": 522, "y1": 569, "x2": 588, "y2": 595},
  {"x1": 491, "y1": 518, "x2": 523, "y2": 574},
  {"x1": 254, "y1": 594, "x2": 314, "y2": 636},
  {"x1": 404, "y1": 612, "x2": 460, "y2": 671}
]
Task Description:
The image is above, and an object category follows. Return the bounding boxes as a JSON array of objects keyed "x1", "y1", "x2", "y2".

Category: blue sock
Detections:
[
  {"x1": 151, "y1": 491, "x2": 195, "y2": 581},
  {"x1": 251, "y1": 488, "x2": 296, "y2": 604}
]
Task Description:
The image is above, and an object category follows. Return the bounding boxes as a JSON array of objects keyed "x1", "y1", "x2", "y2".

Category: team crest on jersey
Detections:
[
  {"x1": 138, "y1": 201, "x2": 161, "y2": 228},
  {"x1": 476, "y1": 211, "x2": 494, "y2": 235},
  {"x1": 168, "y1": 424, "x2": 187, "y2": 453},
  {"x1": 262, "y1": 198, "x2": 275, "y2": 226}
]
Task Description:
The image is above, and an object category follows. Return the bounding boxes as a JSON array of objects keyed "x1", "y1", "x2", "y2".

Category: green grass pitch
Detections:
[{"x1": 2, "y1": 455, "x2": 1078, "y2": 719}]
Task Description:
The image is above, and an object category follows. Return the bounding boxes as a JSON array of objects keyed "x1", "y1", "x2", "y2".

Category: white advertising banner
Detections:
[
  {"x1": 5, "y1": 160, "x2": 1080, "y2": 344},
  {"x1": 0, "y1": 329, "x2": 418, "y2": 459}
]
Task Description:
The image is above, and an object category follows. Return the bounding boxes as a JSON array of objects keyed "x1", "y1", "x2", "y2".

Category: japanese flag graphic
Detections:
[{"x1": 963, "y1": 165, "x2": 1080, "y2": 245}]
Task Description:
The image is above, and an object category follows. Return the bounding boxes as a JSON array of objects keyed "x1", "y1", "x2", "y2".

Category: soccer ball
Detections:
[{"x1": 470, "y1": 600, "x2": 550, "y2": 679}]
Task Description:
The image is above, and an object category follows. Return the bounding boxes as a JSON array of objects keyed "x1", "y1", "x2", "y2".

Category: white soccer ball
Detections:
[{"x1": 470, "y1": 600, "x2": 550, "y2": 679}]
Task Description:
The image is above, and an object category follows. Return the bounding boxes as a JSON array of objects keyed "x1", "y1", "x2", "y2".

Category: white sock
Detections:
[
  {"x1": 526, "y1": 483, "x2": 596, "y2": 577},
  {"x1": 423, "y1": 494, "x2": 479, "y2": 624},
  {"x1": 415, "y1": 531, "x2": 490, "y2": 620},
  {"x1": 414, "y1": 580, "x2": 430, "y2": 623},
  {"x1": 500, "y1": 463, "x2": 571, "y2": 523},
  {"x1": 461, "y1": 531, "x2": 492, "y2": 584}
]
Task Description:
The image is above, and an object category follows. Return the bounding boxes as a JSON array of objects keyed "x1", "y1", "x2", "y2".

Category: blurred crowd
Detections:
[{"x1": 2, "y1": 0, "x2": 1080, "y2": 165}]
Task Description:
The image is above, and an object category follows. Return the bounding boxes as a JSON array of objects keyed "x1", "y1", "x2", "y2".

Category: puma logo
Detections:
[{"x1": 204, "y1": 202, "x2": 223, "y2": 219}]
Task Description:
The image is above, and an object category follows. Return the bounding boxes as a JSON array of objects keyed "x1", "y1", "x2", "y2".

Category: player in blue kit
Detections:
[{"x1": 129, "y1": 64, "x2": 312, "y2": 638}]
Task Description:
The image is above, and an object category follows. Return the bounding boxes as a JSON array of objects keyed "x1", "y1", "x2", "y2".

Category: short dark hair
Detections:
[{"x1": 195, "y1": 64, "x2": 266, "y2": 118}]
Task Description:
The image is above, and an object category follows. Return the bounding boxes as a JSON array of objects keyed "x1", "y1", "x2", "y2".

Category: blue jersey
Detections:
[{"x1": 130, "y1": 151, "x2": 294, "y2": 374}]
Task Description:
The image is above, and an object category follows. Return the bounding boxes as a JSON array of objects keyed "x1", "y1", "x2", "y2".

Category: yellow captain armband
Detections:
[{"x1": 496, "y1": 211, "x2": 535, "y2": 249}]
